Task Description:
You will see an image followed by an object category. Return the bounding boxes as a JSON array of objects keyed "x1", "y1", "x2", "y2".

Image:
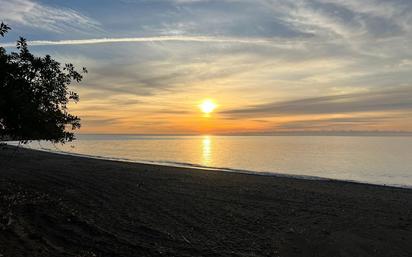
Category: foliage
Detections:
[{"x1": 0, "y1": 23, "x2": 87, "y2": 143}]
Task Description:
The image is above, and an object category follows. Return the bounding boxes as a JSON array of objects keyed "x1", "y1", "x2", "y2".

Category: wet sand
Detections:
[{"x1": 0, "y1": 145, "x2": 411, "y2": 257}]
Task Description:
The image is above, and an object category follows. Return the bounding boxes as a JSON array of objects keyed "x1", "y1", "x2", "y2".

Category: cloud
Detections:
[
  {"x1": 316, "y1": 0, "x2": 405, "y2": 20},
  {"x1": 0, "y1": 35, "x2": 302, "y2": 48},
  {"x1": 0, "y1": 0, "x2": 101, "y2": 33},
  {"x1": 77, "y1": 48, "x2": 274, "y2": 97},
  {"x1": 80, "y1": 116, "x2": 120, "y2": 127},
  {"x1": 276, "y1": 115, "x2": 405, "y2": 130},
  {"x1": 259, "y1": 0, "x2": 412, "y2": 60},
  {"x1": 222, "y1": 86, "x2": 412, "y2": 118}
]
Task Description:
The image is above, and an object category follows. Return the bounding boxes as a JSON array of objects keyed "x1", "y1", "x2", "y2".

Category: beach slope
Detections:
[{"x1": 0, "y1": 146, "x2": 411, "y2": 257}]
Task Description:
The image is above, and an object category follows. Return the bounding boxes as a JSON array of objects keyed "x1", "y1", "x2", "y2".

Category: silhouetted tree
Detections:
[{"x1": 0, "y1": 23, "x2": 87, "y2": 143}]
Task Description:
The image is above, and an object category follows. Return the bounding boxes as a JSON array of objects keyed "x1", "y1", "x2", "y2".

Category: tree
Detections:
[{"x1": 0, "y1": 23, "x2": 87, "y2": 143}]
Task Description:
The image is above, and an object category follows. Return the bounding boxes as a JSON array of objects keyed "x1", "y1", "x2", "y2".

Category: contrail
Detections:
[{"x1": 0, "y1": 35, "x2": 296, "y2": 48}]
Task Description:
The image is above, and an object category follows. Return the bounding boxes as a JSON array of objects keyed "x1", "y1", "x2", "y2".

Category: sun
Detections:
[{"x1": 199, "y1": 99, "x2": 217, "y2": 114}]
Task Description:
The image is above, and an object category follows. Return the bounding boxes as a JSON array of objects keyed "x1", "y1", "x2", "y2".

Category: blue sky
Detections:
[{"x1": 1, "y1": 0, "x2": 412, "y2": 133}]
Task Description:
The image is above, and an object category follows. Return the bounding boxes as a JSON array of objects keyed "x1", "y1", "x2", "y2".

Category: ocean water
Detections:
[{"x1": 23, "y1": 134, "x2": 412, "y2": 187}]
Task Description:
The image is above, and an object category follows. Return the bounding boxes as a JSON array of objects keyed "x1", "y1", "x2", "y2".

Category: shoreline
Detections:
[
  {"x1": 17, "y1": 143, "x2": 412, "y2": 190},
  {"x1": 1, "y1": 145, "x2": 412, "y2": 256}
]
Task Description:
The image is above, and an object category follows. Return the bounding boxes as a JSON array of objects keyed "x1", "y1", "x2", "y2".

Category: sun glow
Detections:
[{"x1": 199, "y1": 99, "x2": 217, "y2": 114}]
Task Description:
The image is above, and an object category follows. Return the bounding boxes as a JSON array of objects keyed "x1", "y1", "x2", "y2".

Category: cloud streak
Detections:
[
  {"x1": 0, "y1": 35, "x2": 304, "y2": 48},
  {"x1": 222, "y1": 86, "x2": 412, "y2": 118},
  {"x1": 276, "y1": 115, "x2": 405, "y2": 130}
]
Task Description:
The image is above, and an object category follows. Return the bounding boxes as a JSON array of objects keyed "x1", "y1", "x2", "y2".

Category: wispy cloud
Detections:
[
  {"x1": 276, "y1": 115, "x2": 406, "y2": 131},
  {"x1": 0, "y1": 0, "x2": 100, "y2": 33},
  {"x1": 222, "y1": 86, "x2": 412, "y2": 118},
  {"x1": 0, "y1": 35, "x2": 302, "y2": 48}
]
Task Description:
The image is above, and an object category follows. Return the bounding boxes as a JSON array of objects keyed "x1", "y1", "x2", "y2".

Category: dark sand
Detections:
[{"x1": 0, "y1": 146, "x2": 411, "y2": 257}]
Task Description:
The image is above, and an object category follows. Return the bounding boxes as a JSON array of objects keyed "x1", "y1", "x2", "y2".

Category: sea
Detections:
[{"x1": 21, "y1": 134, "x2": 412, "y2": 188}]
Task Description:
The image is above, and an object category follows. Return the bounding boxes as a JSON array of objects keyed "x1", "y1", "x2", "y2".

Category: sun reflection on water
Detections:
[{"x1": 202, "y1": 135, "x2": 212, "y2": 166}]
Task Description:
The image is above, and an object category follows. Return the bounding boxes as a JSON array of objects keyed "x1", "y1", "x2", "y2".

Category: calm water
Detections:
[{"x1": 24, "y1": 134, "x2": 412, "y2": 187}]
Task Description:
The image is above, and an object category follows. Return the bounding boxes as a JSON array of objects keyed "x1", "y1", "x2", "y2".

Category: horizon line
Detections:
[{"x1": 75, "y1": 131, "x2": 412, "y2": 136}]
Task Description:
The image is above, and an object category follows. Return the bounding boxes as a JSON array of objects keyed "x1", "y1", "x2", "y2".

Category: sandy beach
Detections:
[{"x1": 1, "y1": 145, "x2": 411, "y2": 257}]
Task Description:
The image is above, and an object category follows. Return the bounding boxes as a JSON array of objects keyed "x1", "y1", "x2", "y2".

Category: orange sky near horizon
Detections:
[{"x1": 69, "y1": 88, "x2": 412, "y2": 134}]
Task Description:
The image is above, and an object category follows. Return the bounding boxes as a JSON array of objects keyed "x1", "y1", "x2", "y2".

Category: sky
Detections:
[{"x1": 1, "y1": 0, "x2": 412, "y2": 134}]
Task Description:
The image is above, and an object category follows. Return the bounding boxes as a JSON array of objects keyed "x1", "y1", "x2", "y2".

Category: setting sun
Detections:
[{"x1": 199, "y1": 99, "x2": 217, "y2": 114}]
